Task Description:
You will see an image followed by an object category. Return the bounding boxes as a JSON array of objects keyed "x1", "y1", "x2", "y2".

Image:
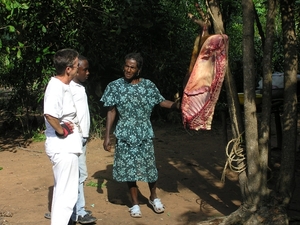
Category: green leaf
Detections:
[
  {"x1": 4, "y1": 56, "x2": 10, "y2": 66},
  {"x1": 42, "y1": 47, "x2": 49, "y2": 53},
  {"x1": 36, "y1": 57, "x2": 41, "y2": 63},
  {"x1": 13, "y1": 2, "x2": 20, "y2": 8},
  {"x1": 21, "y1": 3, "x2": 29, "y2": 9},
  {"x1": 18, "y1": 42, "x2": 24, "y2": 47},
  {"x1": 0, "y1": 39, "x2": 2, "y2": 49},
  {"x1": 42, "y1": 26, "x2": 47, "y2": 33},
  {"x1": 8, "y1": 25, "x2": 15, "y2": 32},
  {"x1": 5, "y1": 2, "x2": 11, "y2": 10},
  {"x1": 17, "y1": 49, "x2": 21, "y2": 59}
]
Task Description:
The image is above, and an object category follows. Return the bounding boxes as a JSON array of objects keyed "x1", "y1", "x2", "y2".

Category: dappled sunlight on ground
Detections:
[{"x1": 0, "y1": 119, "x2": 299, "y2": 224}]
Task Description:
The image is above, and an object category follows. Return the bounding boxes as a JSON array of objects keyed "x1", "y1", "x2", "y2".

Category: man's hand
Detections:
[{"x1": 55, "y1": 122, "x2": 74, "y2": 138}]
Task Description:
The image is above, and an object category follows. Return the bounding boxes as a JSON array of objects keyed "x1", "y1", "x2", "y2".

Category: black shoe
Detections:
[
  {"x1": 44, "y1": 212, "x2": 51, "y2": 219},
  {"x1": 85, "y1": 210, "x2": 93, "y2": 216},
  {"x1": 44, "y1": 210, "x2": 93, "y2": 220},
  {"x1": 77, "y1": 214, "x2": 97, "y2": 224}
]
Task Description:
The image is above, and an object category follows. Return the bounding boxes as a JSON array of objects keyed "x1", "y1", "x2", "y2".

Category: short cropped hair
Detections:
[
  {"x1": 124, "y1": 52, "x2": 143, "y2": 70},
  {"x1": 78, "y1": 55, "x2": 88, "y2": 62},
  {"x1": 53, "y1": 48, "x2": 79, "y2": 75}
]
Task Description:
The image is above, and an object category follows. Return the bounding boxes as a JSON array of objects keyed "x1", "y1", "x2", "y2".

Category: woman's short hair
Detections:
[{"x1": 124, "y1": 52, "x2": 143, "y2": 70}]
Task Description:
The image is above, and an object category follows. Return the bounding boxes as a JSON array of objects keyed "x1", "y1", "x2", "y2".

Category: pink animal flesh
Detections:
[{"x1": 181, "y1": 34, "x2": 229, "y2": 130}]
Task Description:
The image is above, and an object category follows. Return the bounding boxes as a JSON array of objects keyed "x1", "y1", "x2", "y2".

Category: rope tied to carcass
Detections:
[{"x1": 221, "y1": 132, "x2": 247, "y2": 183}]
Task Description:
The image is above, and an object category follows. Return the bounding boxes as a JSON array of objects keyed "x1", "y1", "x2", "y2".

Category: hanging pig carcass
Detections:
[{"x1": 181, "y1": 34, "x2": 229, "y2": 130}]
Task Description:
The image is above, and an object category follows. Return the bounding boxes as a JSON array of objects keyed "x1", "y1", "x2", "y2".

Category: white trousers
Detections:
[
  {"x1": 50, "y1": 153, "x2": 79, "y2": 225},
  {"x1": 72, "y1": 142, "x2": 88, "y2": 221}
]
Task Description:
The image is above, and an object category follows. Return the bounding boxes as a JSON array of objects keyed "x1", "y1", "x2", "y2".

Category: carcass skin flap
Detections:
[{"x1": 182, "y1": 34, "x2": 229, "y2": 130}]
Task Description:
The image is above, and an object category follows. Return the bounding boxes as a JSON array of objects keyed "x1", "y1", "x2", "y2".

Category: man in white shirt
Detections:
[
  {"x1": 44, "y1": 49, "x2": 83, "y2": 225},
  {"x1": 70, "y1": 55, "x2": 96, "y2": 224},
  {"x1": 44, "y1": 55, "x2": 96, "y2": 224}
]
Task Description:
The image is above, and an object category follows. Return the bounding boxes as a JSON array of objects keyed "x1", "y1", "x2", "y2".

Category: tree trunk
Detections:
[
  {"x1": 204, "y1": 0, "x2": 297, "y2": 225},
  {"x1": 259, "y1": 0, "x2": 277, "y2": 202},
  {"x1": 242, "y1": 0, "x2": 262, "y2": 210},
  {"x1": 189, "y1": 1, "x2": 297, "y2": 224},
  {"x1": 276, "y1": 0, "x2": 297, "y2": 205},
  {"x1": 209, "y1": 1, "x2": 258, "y2": 223},
  {"x1": 207, "y1": 0, "x2": 224, "y2": 34}
]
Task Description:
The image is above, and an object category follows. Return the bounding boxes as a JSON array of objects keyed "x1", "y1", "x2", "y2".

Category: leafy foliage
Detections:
[
  {"x1": 0, "y1": 0, "x2": 195, "y2": 136},
  {"x1": 0, "y1": 0, "x2": 299, "y2": 137}
]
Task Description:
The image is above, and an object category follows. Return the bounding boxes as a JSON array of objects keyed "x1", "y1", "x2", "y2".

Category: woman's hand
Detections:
[
  {"x1": 103, "y1": 136, "x2": 112, "y2": 152},
  {"x1": 103, "y1": 106, "x2": 116, "y2": 152}
]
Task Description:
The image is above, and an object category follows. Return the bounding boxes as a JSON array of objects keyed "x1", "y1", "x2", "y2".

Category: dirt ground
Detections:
[{"x1": 0, "y1": 119, "x2": 299, "y2": 225}]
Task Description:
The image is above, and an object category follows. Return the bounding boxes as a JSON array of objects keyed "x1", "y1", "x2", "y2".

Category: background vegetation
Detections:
[{"x1": 0, "y1": 0, "x2": 299, "y2": 139}]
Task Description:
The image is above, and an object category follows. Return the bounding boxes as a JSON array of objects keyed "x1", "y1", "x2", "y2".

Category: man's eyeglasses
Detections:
[{"x1": 68, "y1": 65, "x2": 79, "y2": 69}]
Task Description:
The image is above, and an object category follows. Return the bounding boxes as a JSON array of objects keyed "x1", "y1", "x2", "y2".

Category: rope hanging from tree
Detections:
[{"x1": 221, "y1": 132, "x2": 247, "y2": 183}]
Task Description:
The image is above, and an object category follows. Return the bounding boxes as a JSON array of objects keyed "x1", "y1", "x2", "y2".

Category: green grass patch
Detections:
[
  {"x1": 32, "y1": 129, "x2": 46, "y2": 142},
  {"x1": 86, "y1": 181, "x2": 98, "y2": 187}
]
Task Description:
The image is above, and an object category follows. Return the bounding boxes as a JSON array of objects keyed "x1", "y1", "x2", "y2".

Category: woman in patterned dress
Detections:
[{"x1": 101, "y1": 52, "x2": 179, "y2": 218}]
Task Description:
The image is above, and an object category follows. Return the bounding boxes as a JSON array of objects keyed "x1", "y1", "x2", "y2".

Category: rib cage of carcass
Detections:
[{"x1": 181, "y1": 34, "x2": 229, "y2": 130}]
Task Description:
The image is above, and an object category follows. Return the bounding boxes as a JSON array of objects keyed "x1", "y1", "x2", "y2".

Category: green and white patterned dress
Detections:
[{"x1": 100, "y1": 78, "x2": 165, "y2": 183}]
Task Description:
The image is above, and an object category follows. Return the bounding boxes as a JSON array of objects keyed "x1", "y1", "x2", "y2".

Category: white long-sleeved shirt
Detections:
[
  {"x1": 70, "y1": 80, "x2": 90, "y2": 138},
  {"x1": 44, "y1": 77, "x2": 82, "y2": 155}
]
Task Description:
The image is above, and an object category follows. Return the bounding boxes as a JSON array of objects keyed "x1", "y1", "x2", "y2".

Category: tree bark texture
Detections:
[
  {"x1": 259, "y1": 0, "x2": 277, "y2": 201},
  {"x1": 204, "y1": 0, "x2": 296, "y2": 224},
  {"x1": 207, "y1": 0, "x2": 256, "y2": 224},
  {"x1": 242, "y1": 0, "x2": 261, "y2": 209},
  {"x1": 277, "y1": 0, "x2": 298, "y2": 206},
  {"x1": 207, "y1": 0, "x2": 225, "y2": 34}
]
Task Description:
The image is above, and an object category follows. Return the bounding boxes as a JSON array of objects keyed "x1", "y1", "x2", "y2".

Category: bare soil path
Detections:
[{"x1": 0, "y1": 121, "x2": 299, "y2": 225}]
